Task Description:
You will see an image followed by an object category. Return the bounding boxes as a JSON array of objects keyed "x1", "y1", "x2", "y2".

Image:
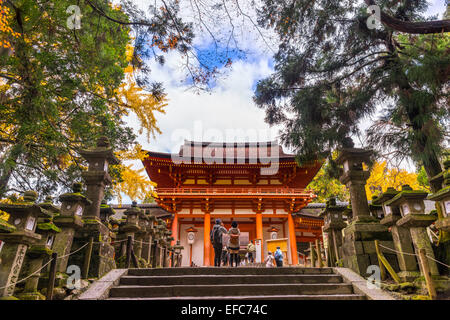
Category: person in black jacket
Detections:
[{"x1": 210, "y1": 219, "x2": 227, "y2": 267}]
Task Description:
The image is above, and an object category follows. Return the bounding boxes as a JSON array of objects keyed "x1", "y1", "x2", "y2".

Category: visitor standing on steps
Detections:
[
  {"x1": 247, "y1": 240, "x2": 256, "y2": 264},
  {"x1": 265, "y1": 251, "x2": 276, "y2": 268},
  {"x1": 274, "y1": 246, "x2": 283, "y2": 267},
  {"x1": 228, "y1": 221, "x2": 240, "y2": 267},
  {"x1": 210, "y1": 219, "x2": 228, "y2": 267}
]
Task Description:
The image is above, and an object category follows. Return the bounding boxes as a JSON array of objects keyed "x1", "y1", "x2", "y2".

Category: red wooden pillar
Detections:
[
  {"x1": 171, "y1": 213, "x2": 178, "y2": 246},
  {"x1": 256, "y1": 212, "x2": 263, "y2": 260},
  {"x1": 203, "y1": 212, "x2": 211, "y2": 266},
  {"x1": 288, "y1": 213, "x2": 299, "y2": 265}
]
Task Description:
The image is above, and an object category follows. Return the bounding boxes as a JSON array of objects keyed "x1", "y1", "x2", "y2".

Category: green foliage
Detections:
[
  {"x1": 0, "y1": 0, "x2": 135, "y2": 198},
  {"x1": 417, "y1": 166, "x2": 430, "y2": 190},
  {"x1": 254, "y1": 1, "x2": 448, "y2": 184},
  {"x1": 307, "y1": 160, "x2": 349, "y2": 203}
]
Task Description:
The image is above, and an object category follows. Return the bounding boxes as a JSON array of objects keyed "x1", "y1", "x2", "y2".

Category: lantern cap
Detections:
[
  {"x1": 23, "y1": 190, "x2": 38, "y2": 203},
  {"x1": 186, "y1": 226, "x2": 198, "y2": 233}
]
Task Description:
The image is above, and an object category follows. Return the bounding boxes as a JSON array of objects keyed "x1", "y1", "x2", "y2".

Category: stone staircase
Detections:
[{"x1": 106, "y1": 267, "x2": 367, "y2": 300}]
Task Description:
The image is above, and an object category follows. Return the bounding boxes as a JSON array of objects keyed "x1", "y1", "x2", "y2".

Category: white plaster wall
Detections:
[{"x1": 179, "y1": 225, "x2": 204, "y2": 266}]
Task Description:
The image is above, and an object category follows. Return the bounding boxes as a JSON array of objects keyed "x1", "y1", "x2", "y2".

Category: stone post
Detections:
[
  {"x1": 336, "y1": 146, "x2": 398, "y2": 275},
  {"x1": 141, "y1": 213, "x2": 156, "y2": 264},
  {"x1": 319, "y1": 198, "x2": 347, "y2": 267},
  {"x1": 53, "y1": 183, "x2": 91, "y2": 274},
  {"x1": 385, "y1": 185, "x2": 439, "y2": 276},
  {"x1": 173, "y1": 240, "x2": 184, "y2": 267},
  {"x1": 17, "y1": 197, "x2": 61, "y2": 300},
  {"x1": 0, "y1": 191, "x2": 43, "y2": 298},
  {"x1": 77, "y1": 136, "x2": 119, "y2": 278},
  {"x1": 134, "y1": 211, "x2": 150, "y2": 263},
  {"x1": 427, "y1": 157, "x2": 450, "y2": 275},
  {"x1": 120, "y1": 201, "x2": 143, "y2": 267},
  {"x1": 374, "y1": 187, "x2": 420, "y2": 281}
]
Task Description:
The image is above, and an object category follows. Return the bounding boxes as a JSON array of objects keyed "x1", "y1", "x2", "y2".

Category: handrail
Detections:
[{"x1": 156, "y1": 187, "x2": 310, "y2": 195}]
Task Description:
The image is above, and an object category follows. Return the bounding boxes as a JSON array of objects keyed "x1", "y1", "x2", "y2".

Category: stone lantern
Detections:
[
  {"x1": 369, "y1": 196, "x2": 385, "y2": 219},
  {"x1": 52, "y1": 183, "x2": 91, "y2": 274},
  {"x1": 133, "y1": 209, "x2": 150, "y2": 260},
  {"x1": 142, "y1": 212, "x2": 156, "y2": 265},
  {"x1": 173, "y1": 240, "x2": 184, "y2": 267},
  {"x1": 336, "y1": 145, "x2": 396, "y2": 275},
  {"x1": 78, "y1": 137, "x2": 119, "y2": 278},
  {"x1": 428, "y1": 158, "x2": 450, "y2": 232},
  {"x1": 385, "y1": 185, "x2": 439, "y2": 276},
  {"x1": 18, "y1": 196, "x2": 61, "y2": 300},
  {"x1": 99, "y1": 199, "x2": 116, "y2": 224},
  {"x1": 0, "y1": 191, "x2": 43, "y2": 298},
  {"x1": 427, "y1": 157, "x2": 450, "y2": 275},
  {"x1": 374, "y1": 188, "x2": 419, "y2": 281},
  {"x1": 121, "y1": 201, "x2": 142, "y2": 236},
  {"x1": 99, "y1": 199, "x2": 117, "y2": 244},
  {"x1": 319, "y1": 197, "x2": 347, "y2": 267},
  {"x1": 79, "y1": 137, "x2": 119, "y2": 221},
  {"x1": 336, "y1": 146, "x2": 375, "y2": 223},
  {"x1": 267, "y1": 226, "x2": 279, "y2": 240}
]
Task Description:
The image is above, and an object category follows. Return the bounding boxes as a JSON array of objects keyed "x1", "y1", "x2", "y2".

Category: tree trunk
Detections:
[
  {"x1": 0, "y1": 145, "x2": 22, "y2": 198},
  {"x1": 365, "y1": 0, "x2": 450, "y2": 34}
]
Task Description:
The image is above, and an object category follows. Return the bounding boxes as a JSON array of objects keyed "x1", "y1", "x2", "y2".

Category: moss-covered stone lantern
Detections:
[
  {"x1": 427, "y1": 157, "x2": 450, "y2": 275},
  {"x1": 385, "y1": 185, "x2": 439, "y2": 276},
  {"x1": 121, "y1": 201, "x2": 142, "y2": 236},
  {"x1": 173, "y1": 240, "x2": 184, "y2": 267},
  {"x1": 0, "y1": 191, "x2": 43, "y2": 298},
  {"x1": 319, "y1": 197, "x2": 347, "y2": 267},
  {"x1": 336, "y1": 146, "x2": 375, "y2": 223},
  {"x1": 17, "y1": 196, "x2": 61, "y2": 300},
  {"x1": 369, "y1": 195, "x2": 384, "y2": 220},
  {"x1": 336, "y1": 145, "x2": 396, "y2": 275},
  {"x1": 79, "y1": 137, "x2": 119, "y2": 221},
  {"x1": 52, "y1": 183, "x2": 91, "y2": 274},
  {"x1": 428, "y1": 158, "x2": 450, "y2": 231},
  {"x1": 374, "y1": 188, "x2": 419, "y2": 281}
]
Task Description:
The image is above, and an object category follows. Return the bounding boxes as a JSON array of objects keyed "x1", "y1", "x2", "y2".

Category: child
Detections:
[{"x1": 265, "y1": 251, "x2": 276, "y2": 268}]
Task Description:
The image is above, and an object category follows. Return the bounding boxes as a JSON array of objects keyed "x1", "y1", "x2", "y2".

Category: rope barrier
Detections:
[
  {"x1": 378, "y1": 244, "x2": 450, "y2": 268},
  {"x1": 0, "y1": 258, "x2": 53, "y2": 291},
  {"x1": 0, "y1": 234, "x2": 178, "y2": 293},
  {"x1": 58, "y1": 242, "x2": 89, "y2": 259}
]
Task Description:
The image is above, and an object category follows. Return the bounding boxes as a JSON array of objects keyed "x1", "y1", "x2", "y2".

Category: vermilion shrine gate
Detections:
[{"x1": 142, "y1": 140, "x2": 323, "y2": 266}]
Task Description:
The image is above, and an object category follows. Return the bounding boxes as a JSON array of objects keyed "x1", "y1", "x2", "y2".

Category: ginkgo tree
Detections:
[
  {"x1": 308, "y1": 159, "x2": 427, "y2": 203},
  {"x1": 365, "y1": 161, "x2": 428, "y2": 200},
  {"x1": 0, "y1": 1, "x2": 176, "y2": 202}
]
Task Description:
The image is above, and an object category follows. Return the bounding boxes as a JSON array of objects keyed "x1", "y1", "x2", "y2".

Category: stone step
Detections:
[
  {"x1": 108, "y1": 294, "x2": 366, "y2": 300},
  {"x1": 120, "y1": 274, "x2": 344, "y2": 286},
  {"x1": 109, "y1": 283, "x2": 354, "y2": 298},
  {"x1": 126, "y1": 267, "x2": 334, "y2": 276}
]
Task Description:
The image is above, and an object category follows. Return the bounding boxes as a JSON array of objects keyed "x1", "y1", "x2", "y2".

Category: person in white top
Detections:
[{"x1": 265, "y1": 251, "x2": 276, "y2": 268}]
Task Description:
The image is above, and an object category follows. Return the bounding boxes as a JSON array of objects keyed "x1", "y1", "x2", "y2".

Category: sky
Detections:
[{"x1": 119, "y1": 0, "x2": 448, "y2": 202}]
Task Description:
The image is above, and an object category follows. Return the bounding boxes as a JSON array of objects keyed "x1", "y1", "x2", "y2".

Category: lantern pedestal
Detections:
[
  {"x1": 71, "y1": 218, "x2": 116, "y2": 278},
  {"x1": 0, "y1": 191, "x2": 43, "y2": 298},
  {"x1": 397, "y1": 214, "x2": 439, "y2": 276},
  {"x1": 320, "y1": 198, "x2": 347, "y2": 267},
  {"x1": 427, "y1": 158, "x2": 450, "y2": 275},
  {"x1": 380, "y1": 215, "x2": 420, "y2": 281},
  {"x1": 341, "y1": 221, "x2": 398, "y2": 275},
  {"x1": 375, "y1": 188, "x2": 420, "y2": 282}
]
